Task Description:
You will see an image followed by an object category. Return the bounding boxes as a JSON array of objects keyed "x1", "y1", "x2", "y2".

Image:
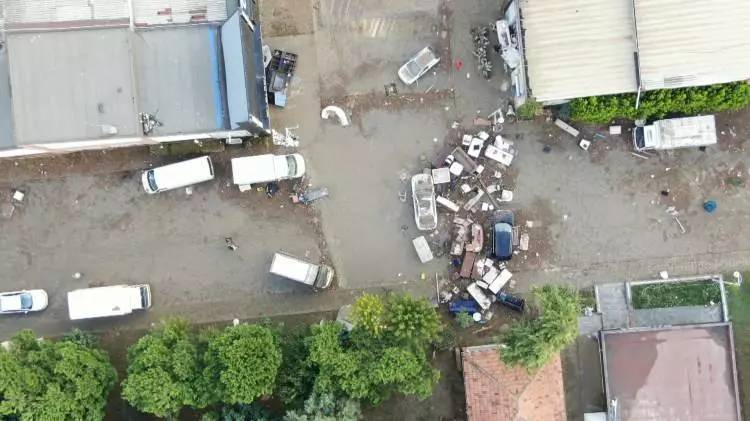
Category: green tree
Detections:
[
  {"x1": 306, "y1": 317, "x2": 440, "y2": 405},
  {"x1": 501, "y1": 285, "x2": 581, "y2": 370},
  {"x1": 0, "y1": 329, "x2": 116, "y2": 420},
  {"x1": 121, "y1": 318, "x2": 206, "y2": 418},
  {"x1": 385, "y1": 294, "x2": 442, "y2": 347},
  {"x1": 203, "y1": 323, "x2": 282, "y2": 405},
  {"x1": 569, "y1": 81, "x2": 750, "y2": 123},
  {"x1": 455, "y1": 311, "x2": 474, "y2": 329},
  {"x1": 275, "y1": 326, "x2": 317, "y2": 409},
  {"x1": 351, "y1": 294, "x2": 386, "y2": 337},
  {"x1": 284, "y1": 392, "x2": 361, "y2": 421}
]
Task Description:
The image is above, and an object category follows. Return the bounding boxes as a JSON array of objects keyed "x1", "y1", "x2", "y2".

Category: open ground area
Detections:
[{"x1": 3, "y1": 0, "x2": 750, "y2": 419}]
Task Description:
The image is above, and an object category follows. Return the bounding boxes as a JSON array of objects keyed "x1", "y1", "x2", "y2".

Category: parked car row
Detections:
[
  {"x1": 0, "y1": 285, "x2": 151, "y2": 320},
  {"x1": 2, "y1": 252, "x2": 335, "y2": 321},
  {"x1": 142, "y1": 153, "x2": 306, "y2": 194}
]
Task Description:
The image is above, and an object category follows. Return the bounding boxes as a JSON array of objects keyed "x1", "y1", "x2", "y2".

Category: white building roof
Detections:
[
  {"x1": 634, "y1": 0, "x2": 750, "y2": 90},
  {"x1": 520, "y1": 0, "x2": 750, "y2": 103},
  {"x1": 520, "y1": 0, "x2": 638, "y2": 103}
]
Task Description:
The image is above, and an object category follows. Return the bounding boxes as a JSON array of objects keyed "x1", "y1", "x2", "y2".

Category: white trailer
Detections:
[
  {"x1": 634, "y1": 115, "x2": 717, "y2": 152},
  {"x1": 67, "y1": 284, "x2": 152, "y2": 320}
]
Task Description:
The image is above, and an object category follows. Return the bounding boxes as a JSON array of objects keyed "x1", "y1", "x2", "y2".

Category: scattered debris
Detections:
[
  {"x1": 225, "y1": 237, "x2": 239, "y2": 251},
  {"x1": 609, "y1": 125, "x2": 622, "y2": 135},
  {"x1": 139, "y1": 112, "x2": 163, "y2": 135},
  {"x1": 292, "y1": 187, "x2": 329, "y2": 204},
  {"x1": 11, "y1": 190, "x2": 25, "y2": 203},
  {"x1": 0, "y1": 203, "x2": 14, "y2": 220},
  {"x1": 267, "y1": 49, "x2": 298, "y2": 107},
  {"x1": 413, "y1": 236, "x2": 434, "y2": 263},
  {"x1": 321, "y1": 105, "x2": 350, "y2": 127},
  {"x1": 271, "y1": 127, "x2": 300, "y2": 147},
  {"x1": 437, "y1": 196, "x2": 460, "y2": 212},
  {"x1": 554, "y1": 118, "x2": 580, "y2": 138},
  {"x1": 431, "y1": 167, "x2": 451, "y2": 184},
  {"x1": 630, "y1": 152, "x2": 650, "y2": 160},
  {"x1": 384, "y1": 83, "x2": 398, "y2": 97}
]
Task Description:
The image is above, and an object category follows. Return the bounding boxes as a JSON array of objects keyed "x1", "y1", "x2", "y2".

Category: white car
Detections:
[
  {"x1": 0, "y1": 290, "x2": 48, "y2": 314},
  {"x1": 398, "y1": 46, "x2": 440, "y2": 85},
  {"x1": 412, "y1": 174, "x2": 438, "y2": 231}
]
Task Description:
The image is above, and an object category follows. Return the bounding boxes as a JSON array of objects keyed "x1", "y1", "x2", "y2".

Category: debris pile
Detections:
[{"x1": 407, "y1": 113, "x2": 537, "y2": 323}]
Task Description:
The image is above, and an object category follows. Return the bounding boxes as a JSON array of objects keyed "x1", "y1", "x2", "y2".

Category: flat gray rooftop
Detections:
[
  {"x1": 6, "y1": 26, "x2": 227, "y2": 145},
  {"x1": 7, "y1": 29, "x2": 139, "y2": 144},
  {"x1": 602, "y1": 324, "x2": 741, "y2": 421}
]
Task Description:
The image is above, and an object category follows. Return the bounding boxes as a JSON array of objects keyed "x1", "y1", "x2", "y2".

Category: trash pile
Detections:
[{"x1": 407, "y1": 108, "x2": 535, "y2": 323}]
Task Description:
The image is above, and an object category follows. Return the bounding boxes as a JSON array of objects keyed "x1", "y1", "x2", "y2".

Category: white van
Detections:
[
  {"x1": 231, "y1": 154, "x2": 305, "y2": 186},
  {"x1": 633, "y1": 115, "x2": 717, "y2": 152},
  {"x1": 142, "y1": 156, "x2": 214, "y2": 194},
  {"x1": 67, "y1": 284, "x2": 152, "y2": 320},
  {"x1": 270, "y1": 252, "x2": 334, "y2": 290}
]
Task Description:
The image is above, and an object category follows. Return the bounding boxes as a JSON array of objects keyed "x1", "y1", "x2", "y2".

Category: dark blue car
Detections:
[{"x1": 491, "y1": 210, "x2": 514, "y2": 261}]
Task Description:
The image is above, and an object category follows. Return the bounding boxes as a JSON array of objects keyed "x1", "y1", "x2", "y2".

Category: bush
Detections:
[
  {"x1": 121, "y1": 318, "x2": 207, "y2": 418},
  {"x1": 501, "y1": 286, "x2": 580, "y2": 371},
  {"x1": 516, "y1": 99, "x2": 542, "y2": 120},
  {"x1": 306, "y1": 294, "x2": 443, "y2": 405},
  {"x1": 455, "y1": 311, "x2": 474, "y2": 329},
  {"x1": 0, "y1": 329, "x2": 117, "y2": 420},
  {"x1": 203, "y1": 324, "x2": 282, "y2": 405},
  {"x1": 631, "y1": 281, "x2": 722, "y2": 309},
  {"x1": 570, "y1": 82, "x2": 750, "y2": 123}
]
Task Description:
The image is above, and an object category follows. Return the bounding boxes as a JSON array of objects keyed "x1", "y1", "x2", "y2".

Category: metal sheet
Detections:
[
  {"x1": 7, "y1": 29, "x2": 139, "y2": 145},
  {"x1": 520, "y1": 0, "x2": 638, "y2": 103},
  {"x1": 134, "y1": 26, "x2": 228, "y2": 135},
  {"x1": 634, "y1": 0, "x2": 750, "y2": 90}
]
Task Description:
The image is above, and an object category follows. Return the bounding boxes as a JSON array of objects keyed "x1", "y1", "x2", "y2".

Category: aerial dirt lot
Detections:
[{"x1": 2, "y1": 0, "x2": 750, "y2": 417}]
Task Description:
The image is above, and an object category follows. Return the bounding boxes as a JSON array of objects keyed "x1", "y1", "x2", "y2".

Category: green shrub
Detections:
[
  {"x1": 516, "y1": 99, "x2": 542, "y2": 120},
  {"x1": 570, "y1": 82, "x2": 750, "y2": 123},
  {"x1": 631, "y1": 281, "x2": 722, "y2": 309},
  {"x1": 455, "y1": 312, "x2": 474, "y2": 329}
]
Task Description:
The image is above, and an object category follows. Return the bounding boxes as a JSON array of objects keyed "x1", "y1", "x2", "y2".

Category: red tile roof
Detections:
[{"x1": 462, "y1": 345, "x2": 567, "y2": 421}]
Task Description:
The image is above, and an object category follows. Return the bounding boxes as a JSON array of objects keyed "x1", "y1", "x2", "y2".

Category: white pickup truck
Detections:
[{"x1": 633, "y1": 115, "x2": 717, "y2": 152}]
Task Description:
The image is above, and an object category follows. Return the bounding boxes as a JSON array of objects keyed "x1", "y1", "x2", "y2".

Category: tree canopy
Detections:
[
  {"x1": 0, "y1": 329, "x2": 117, "y2": 420},
  {"x1": 283, "y1": 392, "x2": 361, "y2": 421},
  {"x1": 501, "y1": 285, "x2": 581, "y2": 370},
  {"x1": 307, "y1": 294, "x2": 441, "y2": 405},
  {"x1": 203, "y1": 323, "x2": 282, "y2": 405},
  {"x1": 121, "y1": 318, "x2": 208, "y2": 418}
]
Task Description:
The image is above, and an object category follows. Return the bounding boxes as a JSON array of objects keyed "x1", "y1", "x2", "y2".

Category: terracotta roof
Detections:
[{"x1": 461, "y1": 345, "x2": 566, "y2": 421}]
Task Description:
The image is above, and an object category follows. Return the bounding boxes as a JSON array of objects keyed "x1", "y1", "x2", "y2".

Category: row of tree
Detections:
[{"x1": 0, "y1": 293, "x2": 444, "y2": 420}]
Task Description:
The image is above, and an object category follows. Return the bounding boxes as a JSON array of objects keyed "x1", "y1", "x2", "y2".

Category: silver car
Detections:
[
  {"x1": 0, "y1": 290, "x2": 48, "y2": 314},
  {"x1": 398, "y1": 46, "x2": 440, "y2": 85},
  {"x1": 412, "y1": 174, "x2": 438, "y2": 231}
]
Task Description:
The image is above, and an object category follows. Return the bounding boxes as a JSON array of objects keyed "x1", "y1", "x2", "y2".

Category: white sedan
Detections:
[
  {"x1": 398, "y1": 46, "x2": 440, "y2": 85},
  {"x1": 412, "y1": 174, "x2": 438, "y2": 231},
  {"x1": 0, "y1": 290, "x2": 48, "y2": 314}
]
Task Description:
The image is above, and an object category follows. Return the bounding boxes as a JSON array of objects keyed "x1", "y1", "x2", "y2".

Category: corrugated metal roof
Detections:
[
  {"x1": 2, "y1": 0, "x2": 227, "y2": 29},
  {"x1": 635, "y1": 0, "x2": 750, "y2": 90},
  {"x1": 521, "y1": 0, "x2": 638, "y2": 103},
  {"x1": 133, "y1": 0, "x2": 227, "y2": 26}
]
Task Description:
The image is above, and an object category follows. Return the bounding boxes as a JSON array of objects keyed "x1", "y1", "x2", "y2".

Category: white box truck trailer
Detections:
[
  {"x1": 633, "y1": 115, "x2": 717, "y2": 152},
  {"x1": 67, "y1": 284, "x2": 152, "y2": 320},
  {"x1": 269, "y1": 252, "x2": 334, "y2": 291}
]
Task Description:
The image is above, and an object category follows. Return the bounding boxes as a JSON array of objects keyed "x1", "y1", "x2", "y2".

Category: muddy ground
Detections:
[{"x1": 2, "y1": 0, "x2": 750, "y2": 418}]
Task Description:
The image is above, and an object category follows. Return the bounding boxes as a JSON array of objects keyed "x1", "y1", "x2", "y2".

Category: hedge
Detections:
[{"x1": 569, "y1": 82, "x2": 750, "y2": 123}]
